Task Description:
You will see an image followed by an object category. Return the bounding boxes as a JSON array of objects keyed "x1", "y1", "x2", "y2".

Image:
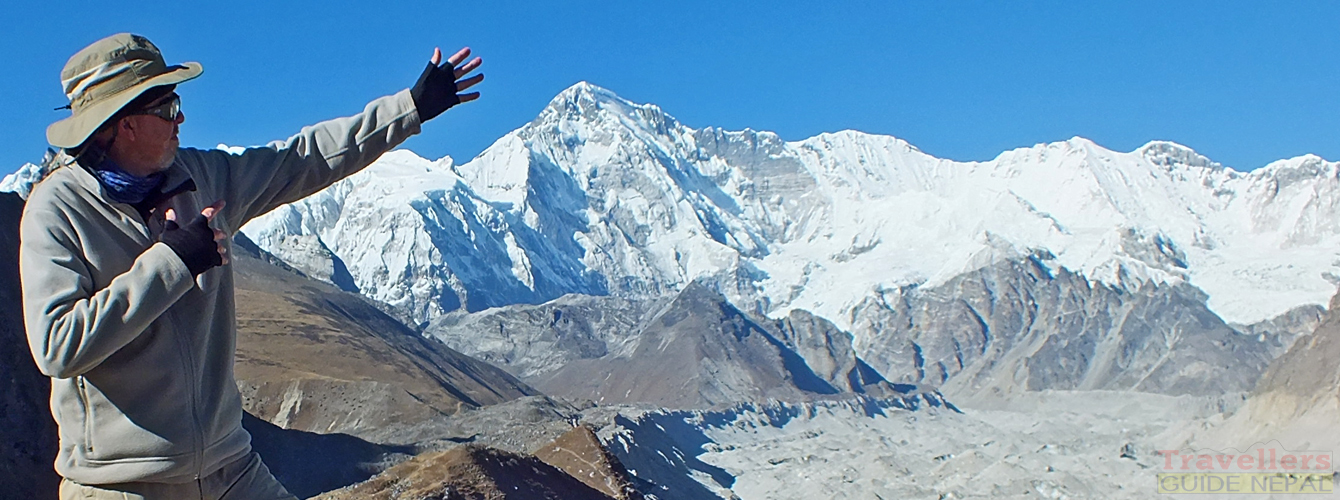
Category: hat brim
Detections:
[{"x1": 46, "y1": 62, "x2": 203, "y2": 149}]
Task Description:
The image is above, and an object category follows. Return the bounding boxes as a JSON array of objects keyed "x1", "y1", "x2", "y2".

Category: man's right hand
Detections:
[
  {"x1": 159, "y1": 200, "x2": 228, "y2": 276},
  {"x1": 411, "y1": 47, "x2": 484, "y2": 122}
]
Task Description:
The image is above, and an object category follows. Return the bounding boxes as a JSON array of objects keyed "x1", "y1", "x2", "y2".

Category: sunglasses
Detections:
[{"x1": 135, "y1": 93, "x2": 182, "y2": 122}]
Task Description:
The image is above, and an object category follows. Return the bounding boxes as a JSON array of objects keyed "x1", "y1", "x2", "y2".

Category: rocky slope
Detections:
[
  {"x1": 231, "y1": 235, "x2": 540, "y2": 441},
  {"x1": 314, "y1": 423, "x2": 646, "y2": 500},
  {"x1": 432, "y1": 281, "x2": 902, "y2": 409},
  {"x1": 314, "y1": 444, "x2": 615, "y2": 500},
  {"x1": 1184, "y1": 289, "x2": 1340, "y2": 455},
  {"x1": 851, "y1": 254, "x2": 1291, "y2": 400},
  {"x1": 428, "y1": 293, "x2": 664, "y2": 381},
  {"x1": 534, "y1": 425, "x2": 646, "y2": 500},
  {"x1": 432, "y1": 259, "x2": 1280, "y2": 406}
]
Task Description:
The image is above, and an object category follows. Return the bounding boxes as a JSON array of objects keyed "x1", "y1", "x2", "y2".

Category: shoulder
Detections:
[
  {"x1": 20, "y1": 169, "x2": 84, "y2": 243},
  {"x1": 25, "y1": 166, "x2": 88, "y2": 214}
]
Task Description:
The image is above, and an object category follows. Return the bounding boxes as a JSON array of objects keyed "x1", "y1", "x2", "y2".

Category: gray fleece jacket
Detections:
[{"x1": 20, "y1": 90, "x2": 421, "y2": 484}]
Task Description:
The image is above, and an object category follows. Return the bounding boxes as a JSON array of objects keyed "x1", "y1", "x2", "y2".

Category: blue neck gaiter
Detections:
[{"x1": 93, "y1": 158, "x2": 165, "y2": 205}]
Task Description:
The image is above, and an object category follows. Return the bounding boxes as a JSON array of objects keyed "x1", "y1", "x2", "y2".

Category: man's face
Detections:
[{"x1": 111, "y1": 93, "x2": 185, "y2": 175}]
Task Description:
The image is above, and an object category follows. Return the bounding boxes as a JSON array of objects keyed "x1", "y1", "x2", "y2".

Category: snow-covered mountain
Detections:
[{"x1": 239, "y1": 82, "x2": 1339, "y2": 333}]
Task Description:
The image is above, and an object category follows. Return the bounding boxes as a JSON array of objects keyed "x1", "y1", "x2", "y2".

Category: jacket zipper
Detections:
[
  {"x1": 75, "y1": 377, "x2": 94, "y2": 456},
  {"x1": 143, "y1": 201, "x2": 205, "y2": 479},
  {"x1": 168, "y1": 310, "x2": 206, "y2": 479}
]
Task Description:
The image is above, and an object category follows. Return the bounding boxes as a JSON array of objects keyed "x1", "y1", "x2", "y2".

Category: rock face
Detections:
[
  {"x1": 773, "y1": 309, "x2": 894, "y2": 394},
  {"x1": 231, "y1": 234, "x2": 540, "y2": 441},
  {"x1": 0, "y1": 192, "x2": 59, "y2": 499},
  {"x1": 850, "y1": 255, "x2": 1280, "y2": 399},
  {"x1": 428, "y1": 294, "x2": 665, "y2": 381},
  {"x1": 540, "y1": 281, "x2": 842, "y2": 408},
  {"x1": 434, "y1": 281, "x2": 902, "y2": 409}
]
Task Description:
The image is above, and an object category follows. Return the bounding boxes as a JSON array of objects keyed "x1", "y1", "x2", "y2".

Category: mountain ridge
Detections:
[{"x1": 226, "y1": 82, "x2": 1340, "y2": 334}]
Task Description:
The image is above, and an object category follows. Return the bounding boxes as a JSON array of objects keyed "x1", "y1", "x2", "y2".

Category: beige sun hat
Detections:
[{"x1": 46, "y1": 33, "x2": 202, "y2": 148}]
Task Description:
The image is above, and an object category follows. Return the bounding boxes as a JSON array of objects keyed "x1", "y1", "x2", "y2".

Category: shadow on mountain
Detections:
[
  {"x1": 603, "y1": 413, "x2": 733, "y2": 499},
  {"x1": 0, "y1": 192, "x2": 60, "y2": 499},
  {"x1": 243, "y1": 412, "x2": 411, "y2": 499}
]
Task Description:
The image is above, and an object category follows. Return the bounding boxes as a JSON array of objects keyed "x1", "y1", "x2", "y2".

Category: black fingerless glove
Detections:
[
  {"x1": 410, "y1": 61, "x2": 461, "y2": 122},
  {"x1": 158, "y1": 214, "x2": 222, "y2": 276}
]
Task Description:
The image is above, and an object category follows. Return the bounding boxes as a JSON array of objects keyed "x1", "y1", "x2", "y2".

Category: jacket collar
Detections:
[{"x1": 60, "y1": 149, "x2": 195, "y2": 206}]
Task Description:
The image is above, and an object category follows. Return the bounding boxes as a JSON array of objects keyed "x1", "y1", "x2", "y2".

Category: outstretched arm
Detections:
[{"x1": 187, "y1": 46, "x2": 486, "y2": 233}]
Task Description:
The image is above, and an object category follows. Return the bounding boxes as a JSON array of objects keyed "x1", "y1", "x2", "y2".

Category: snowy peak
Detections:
[
  {"x1": 1253, "y1": 154, "x2": 1340, "y2": 188},
  {"x1": 1138, "y1": 140, "x2": 1222, "y2": 171},
  {"x1": 0, "y1": 163, "x2": 41, "y2": 200},
  {"x1": 534, "y1": 81, "x2": 682, "y2": 137},
  {"x1": 544, "y1": 81, "x2": 628, "y2": 112}
]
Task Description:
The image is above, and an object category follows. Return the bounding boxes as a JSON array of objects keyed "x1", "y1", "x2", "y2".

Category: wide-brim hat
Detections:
[{"x1": 46, "y1": 33, "x2": 202, "y2": 148}]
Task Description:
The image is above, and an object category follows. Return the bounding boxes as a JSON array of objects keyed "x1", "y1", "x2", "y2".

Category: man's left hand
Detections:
[{"x1": 411, "y1": 47, "x2": 483, "y2": 122}]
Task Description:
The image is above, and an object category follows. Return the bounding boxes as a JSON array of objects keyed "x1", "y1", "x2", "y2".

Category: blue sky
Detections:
[{"x1": 3, "y1": 1, "x2": 1336, "y2": 176}]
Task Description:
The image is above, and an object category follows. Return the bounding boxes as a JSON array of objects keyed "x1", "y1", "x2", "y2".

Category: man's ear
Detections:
[{"x1": 116, "y1": 116, "x2": 138, "y2": 142}]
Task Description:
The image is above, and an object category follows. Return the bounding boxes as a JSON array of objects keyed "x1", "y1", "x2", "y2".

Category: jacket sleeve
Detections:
[
  {"x1": 20, "y1": 205, "x2": 195, "y2": 379},
  {"x1": 182, "y1": 89, "x2": 422, "y2": 234}
]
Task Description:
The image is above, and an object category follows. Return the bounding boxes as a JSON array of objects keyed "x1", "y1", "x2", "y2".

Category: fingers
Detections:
[
  {"x1": 445, "y1": 47, "x2": 471, "y2": 68},
  {"x1": 208, "y1": 204, "x2": 229, "y2": 264},
  {"x1": 430, "y1": 47, "x2": 442, "y2": 66},
  {"x1": 216, "y1": 228, "x2": 230, "y2": 265},
  {"x1": 164, "y1": 208, "x2": 177, "y2": 222},
  {"x1": 453, "y1": 56, "x2": 482, "y2": 79},
  {"x1": 458, "y1": 92, "x2": 481, "y2": 103},
  {"x1": 455, "y1": 73, "x2": 485, "y2": 93},
  {"x1": 201, "y1": 199, "x2": 226, "y2": 222}
]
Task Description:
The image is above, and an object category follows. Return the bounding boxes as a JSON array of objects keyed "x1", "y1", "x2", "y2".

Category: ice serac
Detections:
[{"x1": 242, "y1": 81, "x2": 1340, "y2": 396}]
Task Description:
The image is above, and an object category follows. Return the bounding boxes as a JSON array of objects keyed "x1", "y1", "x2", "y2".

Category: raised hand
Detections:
[{"x1": 411, "y1": 46, "x2": 484, "y2": 122}]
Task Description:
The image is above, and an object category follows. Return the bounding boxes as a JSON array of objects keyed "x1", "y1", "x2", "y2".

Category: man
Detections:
[{"x1": 20, "y1": 33, "x2": 482, "y2": 499}]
